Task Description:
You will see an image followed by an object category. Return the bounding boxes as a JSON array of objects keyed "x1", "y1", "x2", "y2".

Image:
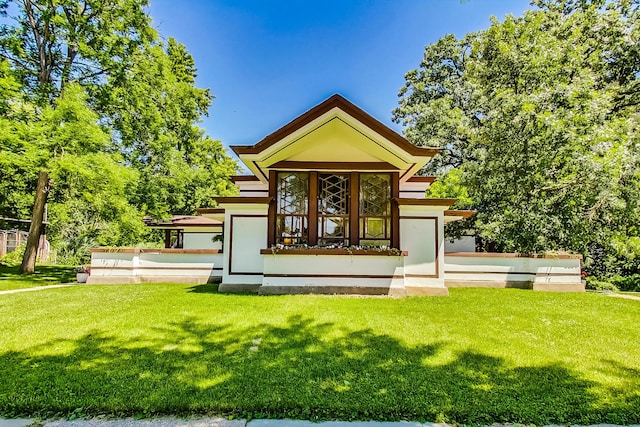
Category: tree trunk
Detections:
[{"x1": 19, "y1": 170, "x2": 50, "y2": 274}]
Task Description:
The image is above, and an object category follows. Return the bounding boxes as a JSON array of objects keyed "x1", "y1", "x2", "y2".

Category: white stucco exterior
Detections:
[
  {"x1": 88, "y1": 249, "x2": 222, "y2": 284},
  {"x1": 444, "y1": 253, "x2": 583, "y2": 290}
]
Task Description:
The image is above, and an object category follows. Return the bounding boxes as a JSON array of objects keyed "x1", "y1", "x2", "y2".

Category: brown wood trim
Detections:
[
  {"x1": 269, "y1": 161, "x2": 398, "y2": 171},
  {"x1": 178, "y1": 225, "x2": 223, "y2": 229},
  {"x1": 164, "y1": 229, "x2": 171, "y2": 249},
  {"x1": 444, "y1": 270, "x2": 579, "y2": 276},
  {"x1": 391, "y1": 172, "x2": 400, "y2": 249},
  {"x1": 444, "y1": 270, "x2": 533, "y2": 275},
  {"x1": 405, "y1": 273, "x2": 439, "y2": 278},
  {"x1": 196, "y1": 207, "x2": 225, "y2": 214},
  {"x1": 181, "y1": 232, "x2": 222, "y2": 235},
  {"x1": 259, "y1": 248, "x2": 407, "y2": 256},
  {"x1": 263, "y1": 273, "x2": 404, "y2": 279},
  {"x1": 444, "y1": 210, "x2": 476, "y2": 218},
  {"x1": 399, "y1": 164, "x2": 417, "y2": 182},
  {"x1": 407, "y1": 176, "x2": 437, "y2": 183},
  {"x1": 229, "y1": 214, "x2": 268, "y2": 276},
  {"x1": 308, "y1": 172, "x2": 318, "y2": 246},
  {"x1": 141, "y1": 248, "x2": 221, "y2": 254},
  {"x1": 349, "y1": 171, "x2": 359, "y2": 246},
  {"x1": 90, "y1": 266, "x2": 217, "y2": 271},
  {"x1": 231, "y1": 175, "x2": 260, "y2": 182},
  {"x1": 267, "y1": 171, "x2": 277, "y2": 247},
  {"x1": 445, "y1": 252, "x2": 583, "y2": 260},
  {"x1": 230, "y1": 94, "x2": 440, "y2": 158},
  {"x1": 90, "y1": 248, "x2": 221, "y2": 254},
  {"x1": 394, "y1": 198, "x2": 457, "y2": 206},
  {"x1": 214, "y1": 197, "x2": 272, "y2": 205}
]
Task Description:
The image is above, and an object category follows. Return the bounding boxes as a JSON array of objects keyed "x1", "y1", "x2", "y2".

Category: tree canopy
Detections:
[
  {"x1": 0, "y1": 0, "x2": 237, "y2": 267},
  {"x1": 394, "y1": 0, "x2": 640, "y2": 276}
]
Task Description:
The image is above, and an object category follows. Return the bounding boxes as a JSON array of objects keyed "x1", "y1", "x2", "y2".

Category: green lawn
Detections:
[
  {"x1": 0, "y1": 265, "x2": 75, "y2": 291},
  {"x1": 0, "y1": 285, "x2": 639, "y2": 424}
]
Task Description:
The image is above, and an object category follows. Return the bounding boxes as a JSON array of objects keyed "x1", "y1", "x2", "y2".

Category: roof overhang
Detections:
[
  {"x1": 231, "y1": 95, "x2": 440, "y2": 183},
  {"x1": 444, "y1": 210, "x2": 477, "y2": 223},
  {"x1": 144, "y1": 215, "x2": 223, "y2": 229}
]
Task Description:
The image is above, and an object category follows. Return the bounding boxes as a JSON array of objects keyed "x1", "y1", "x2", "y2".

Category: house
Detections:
[{"x1": 89, "y1": 94, "x2": 583, "y2": 294}]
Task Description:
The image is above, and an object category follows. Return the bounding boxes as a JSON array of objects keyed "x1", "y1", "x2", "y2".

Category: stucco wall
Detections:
[
  {"x1": 88, "y1": 248, "x2": 222, "y2": 284},
  {"x1": 261, "y1": 251, "x2": 406, "y2": 294},
  {"x1": 444, "y1": 235, "x2": 476, "y2": 253},
  {"x1": 183, "y1": 232, "x2": 222, "y2": 250},
  {"x1": 444, "y1": 252, "x2": 583, "y2": 291}
]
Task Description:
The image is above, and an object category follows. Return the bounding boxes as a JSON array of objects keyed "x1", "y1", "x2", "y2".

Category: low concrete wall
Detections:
[
  {"x1": 88, "y1": 248, "x2": 223, "y2": 284},
  {"x1": 444, "y1": 252, "x2": 584, "y2": 292},
  {"x1": 260, "y1": 249, "x2": 407, "y2": 295}
]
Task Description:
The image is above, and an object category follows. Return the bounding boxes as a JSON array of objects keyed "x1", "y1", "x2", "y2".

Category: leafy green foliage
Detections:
[
  {"x1": 0, "y1": 286, "x2": 639, "y2": 423},
  {"x1": 395, "y1": 0, "x2": 640, "y2": 273},
  {"x1": 0, "y1": 1, "x2": 238, "y2": 264},
  {"x1": 0, "y1": 245, "x2": 25, "y2": 267}
]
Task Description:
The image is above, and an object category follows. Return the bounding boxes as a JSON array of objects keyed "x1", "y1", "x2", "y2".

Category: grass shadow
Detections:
[
  {"x1": 1, "y1": 314, "x2": 636, "y2": 424},
  {"x1": 187, "y1": 284, "x2": 220, "y2": 294},
  {"x1": 0, "y1": 265, "x2": 74, "y2": 291}
]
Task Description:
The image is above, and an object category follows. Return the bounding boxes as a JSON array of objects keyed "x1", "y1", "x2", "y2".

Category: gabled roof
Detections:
[{"x1": 230, "y1": 94, "x2": 440, "y2": 183}]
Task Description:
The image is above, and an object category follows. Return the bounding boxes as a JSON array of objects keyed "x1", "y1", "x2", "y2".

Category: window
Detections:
[
  {"x1": 165, "y1": 229, "x2": 184, "y2": 248},
  {"x1": 318, "y1": 174, "x2": 350, "y2": 246},
  {"x1": 359, "y1": 174, "x2": 391, "y2": 246},
  {"x1": 276, "y1": 172, "x2": 309, "y2": 245},
  {"x1": 271, "y1": 171, "x2": 396, "y2": 248}
]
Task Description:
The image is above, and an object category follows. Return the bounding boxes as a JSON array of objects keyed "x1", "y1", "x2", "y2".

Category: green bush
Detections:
[
  {"x1": 0, "y1": 245, "x2": 25, "y2": 267},
  {"x1": 585, "y1": 277, "x2": 618, "y2": 291},
  {"x1": 608, "y1": 275, "x2": 640, "y2": 292}
]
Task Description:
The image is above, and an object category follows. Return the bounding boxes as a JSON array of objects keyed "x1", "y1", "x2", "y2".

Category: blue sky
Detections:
[{"x1": 152, "y1": 1, "x2": 532, "y2": 149}]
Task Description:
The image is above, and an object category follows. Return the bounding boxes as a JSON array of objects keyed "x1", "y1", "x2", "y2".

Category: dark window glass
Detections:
[
  {"x1": 359, "y1": 174, "x2": 391, "y2": 246},
  {"x1": 318, "y1": 174, "x2": 349, "y2": 247},
  {"x1": 276, "y1": 172, "x2": 309, "y2": 245}
]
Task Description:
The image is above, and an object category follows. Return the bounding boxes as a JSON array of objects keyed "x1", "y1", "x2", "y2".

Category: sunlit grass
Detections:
[
  {"x1": 0, "y1": 265, "x2": 75, "y2": 291},
  {"x1": 0, "y1": 285, "x2": 638, "y2": 424}
]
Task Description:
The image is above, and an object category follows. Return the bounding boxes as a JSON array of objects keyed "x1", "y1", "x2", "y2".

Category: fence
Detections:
[{"x1": 0, "y1": 229, "x2": 52, "y2": 262}]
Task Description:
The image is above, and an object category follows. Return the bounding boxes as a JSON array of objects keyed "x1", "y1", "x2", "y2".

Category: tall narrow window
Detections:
[
  {"x1": 318, "y1": 174, "x2": 349, "y2": 247},
  {"x1": 276, "y1": 172, "x2": 309, "y2": 245},
  {"x1": 359, "y1": 174, "x2": 391, "y2": 246}
]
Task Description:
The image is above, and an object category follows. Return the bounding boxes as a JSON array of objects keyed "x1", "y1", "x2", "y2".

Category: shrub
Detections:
[
  {"x1": 0, "y1": 245, "x2": 25, "y2": 267},
  {"x1": 608, "y1": 275, "x2": 640, "y2": 292}
]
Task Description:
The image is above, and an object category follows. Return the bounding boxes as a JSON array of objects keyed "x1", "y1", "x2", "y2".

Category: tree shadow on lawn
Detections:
[
  {"x1": 0, "y1": 265, "x2": 74, "y2": 287},
  {"x1": 0, "y1": 315, "x2": 637, "y2": 424}
]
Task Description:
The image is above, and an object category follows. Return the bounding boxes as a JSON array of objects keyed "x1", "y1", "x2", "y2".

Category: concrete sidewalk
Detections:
[{"x1": 2, "y1": 417, "x2": 639, "y2": 427}]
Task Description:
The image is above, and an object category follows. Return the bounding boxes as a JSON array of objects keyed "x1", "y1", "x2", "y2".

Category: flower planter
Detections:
[{"x1": 76, "y1": 272, "x2": 89, "y2": 283}]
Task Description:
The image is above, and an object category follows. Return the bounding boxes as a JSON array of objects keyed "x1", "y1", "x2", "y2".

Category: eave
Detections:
[
  {"x1": 394, "y1": 198, "x2": 457, "y2": 207},
  {"x1": 444, "y1": 210, "x2": 477, "y2": 223},
  {"x1": 230, "y1": 94, "x2": 441, "y2": 183}
]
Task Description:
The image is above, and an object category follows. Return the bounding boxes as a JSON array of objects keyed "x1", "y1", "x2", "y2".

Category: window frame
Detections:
[{"x1": 268, "y1": 170, "x2": 399, "y2": 248}]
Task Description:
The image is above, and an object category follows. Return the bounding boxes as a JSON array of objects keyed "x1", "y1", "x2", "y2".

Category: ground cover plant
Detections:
[
  {"x1": 0, "y1": 285, "x2": 638, "y2": 424},
  {"x1": 0, "y1": 265, "x2": 74, "y2": 291}
]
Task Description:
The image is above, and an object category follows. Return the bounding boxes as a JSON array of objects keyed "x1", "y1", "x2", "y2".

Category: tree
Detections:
[
  {"x1": 102, "y1": 38, "x2": 237, "y2": 219},
  {"x1": 395, "y1": 0, "x2": 640, "y2": 275},
  {"x1": 0, "y1": 0, "x2": 155, "y2": 272},
  {"x1": 0, "y1": 0, "x2": 238, "y2": 270}
]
